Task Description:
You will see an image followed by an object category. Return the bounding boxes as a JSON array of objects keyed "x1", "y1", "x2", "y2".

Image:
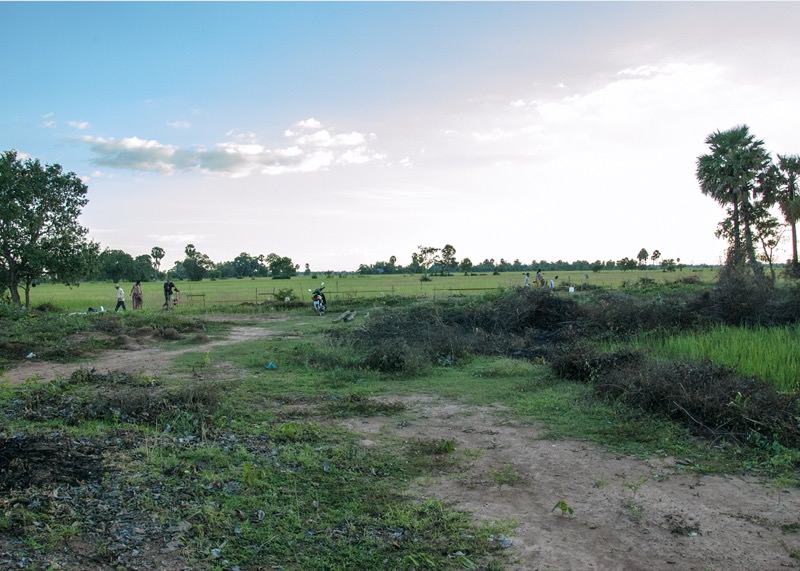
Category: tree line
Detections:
[{"x1": 356, "y1": 245, "x2": 687, "y2": 276}]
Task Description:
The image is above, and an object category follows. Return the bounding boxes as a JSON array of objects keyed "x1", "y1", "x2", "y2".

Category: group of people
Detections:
[
  {"x1": 524, "y1": 269, "x2": 557, "y2": 290},
  {"x1": 113, "y1": 280, "x2": 180, "y2": 311}
]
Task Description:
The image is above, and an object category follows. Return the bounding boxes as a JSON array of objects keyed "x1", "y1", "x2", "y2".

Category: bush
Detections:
[{"x1": 552, "y1": 347, "x2": 800, "y2": 449}]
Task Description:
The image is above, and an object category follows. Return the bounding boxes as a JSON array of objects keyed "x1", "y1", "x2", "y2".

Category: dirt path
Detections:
[
  {"x1": 5, "y1": 315, "x2": 799, "y2": 569},
  {"x1": 4, "y1": 316, "x2": 289, "y2": 385},
  {"x1": 343, "y1": 397, "x2": 800, "y2": 570}
]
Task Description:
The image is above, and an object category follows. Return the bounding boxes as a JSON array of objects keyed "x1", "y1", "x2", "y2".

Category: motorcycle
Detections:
[{"x1": 309, "y1": 283, "x2": 327, "y2": 316}]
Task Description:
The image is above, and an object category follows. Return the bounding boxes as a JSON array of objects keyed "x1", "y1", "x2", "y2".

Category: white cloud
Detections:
[
  {"x1": 82, "y1": 119, "x2": 386, "y2": 177},
  {"x1": 83, "y1": 135, "x2": 178, "y2": 174},
  {"x1": 68, "y1": 121, "x2": 90, "y2": 130},
  {"x1": 167, "y1": 120, "x2": 192, "y2": 129}
]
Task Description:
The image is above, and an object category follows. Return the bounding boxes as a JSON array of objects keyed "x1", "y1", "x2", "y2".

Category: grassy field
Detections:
[
  {"x1": 24, "y1": 268, "x2": 720, "y2": 312},
  {"x1": 2, "y1": 284, "x2": 799, "y2": 569}
]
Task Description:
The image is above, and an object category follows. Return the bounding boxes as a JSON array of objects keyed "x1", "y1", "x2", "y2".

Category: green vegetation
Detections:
[
  {"x1": 18, "y1": 268, "x2": 719, "y2": 312},
  {"x1": 2, "y1": 273, "x2": 800, "y2": 569},
  {"x1": 637, "y1": 324, "x2": 800, "y2": 393}
]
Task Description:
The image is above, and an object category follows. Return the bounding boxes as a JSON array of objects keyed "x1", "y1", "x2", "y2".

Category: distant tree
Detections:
[
  {"x1": 651, "y1": 250, "x2": 661, "y2": 267},
  {"x1": 266, "y1": 253, "x2": 298, "y2": 279},
  {"x1": 697, "y1": 125, "x2": 774, "y2": 276},
  {"x1": 183, "y1": 244, "x2": 214, "y2": 281},
  {"x1": 132, "y1": 254, "x2": 154, "y2": 280},
  {"x1": 440, "y1": 244, "x2": 457, "y2": 275},
  {"x1": 416, "y1": 245, "x2": 440, "y2": 275},
  {"x1": 97, "y1": 249, "x2": 135, "y2": 282},
  {"x1": 590, "y1": 261, "x2": 603, "y2": 272},
  {"x1": 408, "y1": 252, "x2": 423, "y2": 274},
  {"x1": 150, "y1": 246, "x2": 165, "y2": 274},
  {"x1": 459, "y1": 257, "x2": 473, "y2": 275},
  {"x1": 230, "y1": 252, "x2": 266, "y2": 278},
  {"x1": 661, "y1": 258, "x2": 677, "y2": 272},
  {"x1": 617, "y1": 257, "x2": 637, "y2": 271},
  {"x1": 637, "y1": 248, "x2": 649, "y2": 267},
  {"x1": 0, "y1": 150, "x2": 99, "y2": 306}
]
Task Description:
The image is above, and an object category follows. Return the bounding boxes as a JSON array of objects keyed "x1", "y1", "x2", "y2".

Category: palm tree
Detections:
[
  {"x1": 150, "y1": 246, "x2": 165, "y2": 274},
  {"x1": 696, "y1": 125, "x2": 773, "y2": 275},
  {"x1": 776, "y1": 154, "x2": 800, "y2": 272},
  {"x1": 637, "y1": 248, "x2": 649, "y2": 267}
]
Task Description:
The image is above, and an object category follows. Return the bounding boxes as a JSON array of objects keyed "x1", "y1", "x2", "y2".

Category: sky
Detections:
[{"x1": 2, "y1": 1, "x2": 800, "y2": 271}]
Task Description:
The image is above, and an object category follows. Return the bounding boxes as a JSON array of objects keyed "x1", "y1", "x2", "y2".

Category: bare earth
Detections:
[{"x1": 5, "y1": 314, "x2": 800, "y2": 570}]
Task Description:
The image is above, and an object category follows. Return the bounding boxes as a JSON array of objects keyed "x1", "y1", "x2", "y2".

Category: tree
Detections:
[
  {"x1": 717, "y1": 201, "x2": 782, "y2": 281},
  {"x1": 459, "y1": 257, "x2": 473, "y2": 275},
  {"x1": 775, "y1": 154, "x2": 800, "y2": 274},
  {"x1": 651, "y1": 249, "x2": 661, "y2": 267},
  {"x1": 416, "y1": 245, "x2": 440, "y2": 275},
  {"x1": 132, "y1": 254, "x2": 154, "y2": 281},
  {"x1": 96, "y1": 248, "x2": 135, "y2": 282},
  {"x1": 183, "y1": 243, "x2": 214, "y2": 281},
  {"x1": 232, "y1": 252, "x2": 266, "y2": 278},
  {"x1": 150, "y1": 246, "x2": 165, "y2": 274},
  {"x1": 440, "y1": 244, "x2": 456, "y2": 276},
  {"x1": 0, "y1": 150, "x2": 99, "y2": 306},
  {"x1": 697, "y1": 125, "x2": 774, "y2": 276},
  {"x1": 637, "y1": 248, "x2": 649, "y2": 267},
  {"x1": 266, "y1": 253, "x2": 298, "y2": 279}
]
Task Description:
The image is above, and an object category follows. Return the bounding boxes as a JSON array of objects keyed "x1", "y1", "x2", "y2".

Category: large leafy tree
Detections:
[
  {"x1": 96, "y1": 248, "x2": 135, "y2": 282},
  {"x1": 183, "y1": 243, "x2": 215, "y2": 281},
  {"x1": 266, "y1": 253, "x2": 298, "y2": 279},
  {"x1": 696, "y1": 125, "x2": 774, "y2": 275},
  {"x1": 0, "y1": 150, "x2": 98, "y2": 306},
  {"x1": 232, "y1": 252, "x2": 267, "y2": 278},
  {"x1": 440, "y1": 244, "x2": 457, "y2": 276}
]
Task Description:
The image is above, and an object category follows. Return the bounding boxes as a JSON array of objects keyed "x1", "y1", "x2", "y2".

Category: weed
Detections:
[
  {"x1": 551, "y1": 500, "x2": 575, "y2": 517},
  {"x1": 625, "y1": 499, "x2": 644, "y2": 521},
  {"x1": 624, "y1": 475, "x2": 648, "y2": 497},
  {"x1": 489, "y1": 464, "x2": 522, "y2": 488}
]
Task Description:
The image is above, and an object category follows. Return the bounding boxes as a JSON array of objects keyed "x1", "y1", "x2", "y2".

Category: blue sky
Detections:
[{"x1": 3, "y1": 2, "x2": 800, "y2": 271}]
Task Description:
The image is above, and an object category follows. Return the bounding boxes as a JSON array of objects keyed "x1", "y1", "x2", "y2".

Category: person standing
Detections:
[
  {"x1": 524, "y1": 272, "x2": 530, "y2": 288},
  {"x1": 131, "y1": 280, "x2": 143, "y2": 309},
  {"x1": 535, "y1": 268, "x2": 543, "y2": 287},
  {"x1": 114, "y1": 284, "x2": 126, "y2": 312},
  {"x1": 163, "y1": 280, "x2": 179, "y2": 309}
]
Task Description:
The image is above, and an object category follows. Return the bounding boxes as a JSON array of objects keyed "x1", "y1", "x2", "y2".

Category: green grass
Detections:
[
  {"x1": 637, "y1": 324, "x2": 800, "y2": 393},
  {"x1": 20, "y1": 268, "x2": 719, "y2": 311},
  {"x1": 4, "y1": 292, "x2": 797, "y2": 569}
]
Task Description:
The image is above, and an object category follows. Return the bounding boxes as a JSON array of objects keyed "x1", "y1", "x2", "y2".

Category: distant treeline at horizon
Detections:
[{"x1": 69, "y1": 243, "x2": 723, "y2": 285}]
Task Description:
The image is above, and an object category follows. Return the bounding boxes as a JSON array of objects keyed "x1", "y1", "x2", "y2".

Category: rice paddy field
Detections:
[
  {"x1": 638, "y1": 324, "x2": 800, "y2": 393},
  {"x1": 21, "y1": 265, "x2": 800, "y2": 394},
  {"x1": 22, "y1": 267, "x2": 720, "y2": 312}
]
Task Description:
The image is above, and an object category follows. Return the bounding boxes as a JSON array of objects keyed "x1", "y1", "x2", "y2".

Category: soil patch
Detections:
[
  {"x1": 341, "y1": 396, "x2": 800, "y2": 570},
  {"x1": 4, "y1": 314, "x2": 290, "y2": 385}
]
